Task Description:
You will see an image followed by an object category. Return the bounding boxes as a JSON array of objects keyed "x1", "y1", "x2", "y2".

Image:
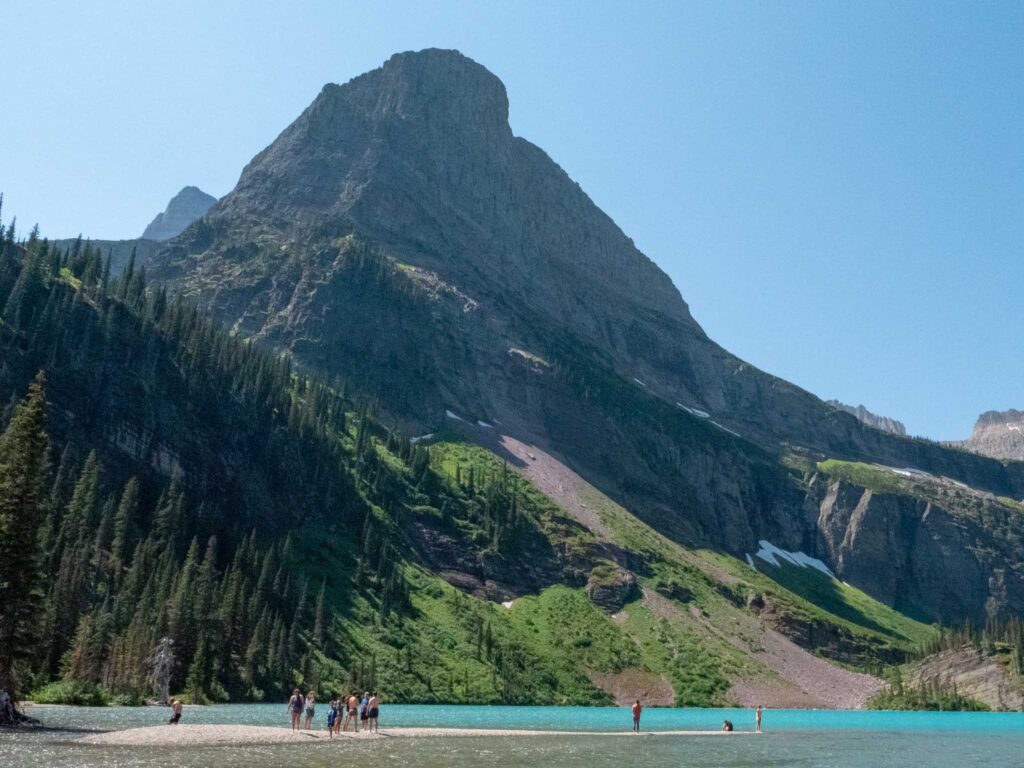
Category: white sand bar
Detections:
[{"x1": 79, "y1": 724, "x2": 753, "y2": 746}]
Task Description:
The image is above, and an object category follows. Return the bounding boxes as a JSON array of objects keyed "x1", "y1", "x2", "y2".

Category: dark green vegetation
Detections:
[
  {"x1": 869, "y1": 665, "x2": 991, "y2": 712},
  {"x1": 869, "y1": 685, "x2": 990, "y2": 712},
  {"x1": 0, "y1": 371, "x2": 49, "y2": 721},
  {"x1": 915, "y1": 619, "x2": 1024, "y2": 675}
]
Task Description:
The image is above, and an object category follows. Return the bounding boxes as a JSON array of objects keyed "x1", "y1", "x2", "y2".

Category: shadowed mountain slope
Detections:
[{"x1": 142, "y1": 49, "x2": 1024, "y2": 623}]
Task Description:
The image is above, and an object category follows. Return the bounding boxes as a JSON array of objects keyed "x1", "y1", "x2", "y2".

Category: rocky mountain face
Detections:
[
  {"x1": 804, "y1": 472, "x2": 1024, "y2": 624},
  {"x1": 141, "y1": 185, "x2": 216, "y2": 241},
  {"x1": 827, "y1": 400, "x2": 906, "y2": 436},
  {"x1": 143, "y1": 49, "x2": 1024, "y2": 624},
  {"x1": 960, "y1": 410, "x2": 1024, "y2": 461}
]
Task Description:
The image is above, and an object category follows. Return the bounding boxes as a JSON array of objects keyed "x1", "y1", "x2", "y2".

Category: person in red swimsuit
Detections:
[{"x1": 632, "y1": 699, "x2": 642, "y2": 732}]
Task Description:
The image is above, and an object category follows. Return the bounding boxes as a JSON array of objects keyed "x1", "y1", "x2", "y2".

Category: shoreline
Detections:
[{"x1": 78, "y1": 724, "x2": 755, "y2": 746}]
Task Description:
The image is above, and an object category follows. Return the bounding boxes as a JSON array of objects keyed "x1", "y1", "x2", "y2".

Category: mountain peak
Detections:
[
  {"x1": 334, "y1": 48, "x2": 510, "y2": 131},
  {"x1": 960, "y1": 409, "x2": 1024, "y2": 460},
  {"x1": 141, "y1": 186, "x2": 216, "y2": 241}
]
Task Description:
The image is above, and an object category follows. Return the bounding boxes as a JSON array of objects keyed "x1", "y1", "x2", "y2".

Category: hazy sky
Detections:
[{"x1": 3, "y1": 1, "x2": 1022, "y2": 440}]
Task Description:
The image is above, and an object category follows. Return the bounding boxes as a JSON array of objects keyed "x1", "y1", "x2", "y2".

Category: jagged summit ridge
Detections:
[{"x1": 827, "y1": 400, "x2": 907, "y2": 436}]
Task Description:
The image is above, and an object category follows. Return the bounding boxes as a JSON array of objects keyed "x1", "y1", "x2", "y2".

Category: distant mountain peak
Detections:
[
  {"x1": 141, "y1": 186, "x2": 216, "y2": 241},
  {"x1": 827, "y1": 400, "x2": 907, "y2": 436},
  {"x1": 961, "y1": 409, "x2": 1024, "y2": 460}
]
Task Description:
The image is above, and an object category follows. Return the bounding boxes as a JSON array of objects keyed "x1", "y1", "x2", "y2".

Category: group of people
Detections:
[
  {"x1": 631, "y1": 700, "x2": 763, "y2": 733},
  {"x1": 288, "y1": 689, "x2": 381, "y2": 736}
]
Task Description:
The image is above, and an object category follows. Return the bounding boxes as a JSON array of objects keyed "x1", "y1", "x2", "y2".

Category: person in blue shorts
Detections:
[{"x1": 326, "y1": 698, "x2": 338, "y2": 738}]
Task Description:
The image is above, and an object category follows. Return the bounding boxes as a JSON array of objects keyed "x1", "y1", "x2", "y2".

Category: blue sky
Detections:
[{"x1": 2, "y1": 1, "x2": 1021, "y2": 440}]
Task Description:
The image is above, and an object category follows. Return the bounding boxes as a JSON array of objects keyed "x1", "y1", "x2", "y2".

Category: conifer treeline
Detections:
[
  {"x1": 0, "y1": 214, "x2": 552, "y2": 707},
  {"x1": 0, "y1": 216, "x2": 404, "y2": 704},
  {"x1": 915, "y1": 617, "x2": 1024, "y2": 676}
]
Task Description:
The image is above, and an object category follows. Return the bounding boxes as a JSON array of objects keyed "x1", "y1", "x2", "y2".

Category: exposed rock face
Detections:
[
  {"x1": 141, "y1": 48, "x2": 1024, "y2": 622},
  {"x1": 960, "y1": 409, "x2": 1024, "y2": 460},
  {"x1": 805, "y1": 475, "x2": 1024, "y2": 624},
  {"x1": 904, "y1": 645, "x2": 1024, "y2": 711},
  {"x1": 142, "y1": 186, "x2": 216, "y2": 241},
  {"x1": 585, "y1": 565, "x2": 640, "y2": 612},
  {"x1": 827, "y1": 400, "x2": 906, "y2": 436}
]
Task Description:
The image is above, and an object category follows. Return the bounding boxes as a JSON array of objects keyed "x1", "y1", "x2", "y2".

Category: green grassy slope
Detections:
[{"x1": 353, "y1": 440, "x2": 937, "y2": 707}]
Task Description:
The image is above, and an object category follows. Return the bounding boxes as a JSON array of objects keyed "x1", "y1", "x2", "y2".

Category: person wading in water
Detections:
[{"x1": 168, "y1": 699, "x2": 183, "y2": 725}]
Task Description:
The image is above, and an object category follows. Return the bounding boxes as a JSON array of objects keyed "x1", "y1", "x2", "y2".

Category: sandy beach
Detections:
[{"x1": 79, "y1": 724, "x2": 751, "y2": 746}]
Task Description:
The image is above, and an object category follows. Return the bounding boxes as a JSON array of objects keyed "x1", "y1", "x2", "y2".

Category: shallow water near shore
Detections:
[{"x1": 3, "y1": 704, "x2": 1024, "y2": 767}]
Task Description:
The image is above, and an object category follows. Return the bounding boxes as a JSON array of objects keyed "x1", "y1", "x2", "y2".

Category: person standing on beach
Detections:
[
  {"x1": 288, "y1": 689, "x2": 304, "y2": 731},
  {"x1": 168, "y1": 699, "x2": 183, "y2": 725},
  {"x1": 632, "y1": 699, "x2": 642, "y2": 732},
  {"x1": 360, "y1": 690, "x2": 369, "y2": 730},
  {"x1": 368, "y1": 691, "x2": 380, "y2": 732},
  {"x1": 343, "y1": 692, "x2": 360, "y2": 732},
  {"x1": 755, "y1": 704, "x2": 763, "y2": 733},
  {"x1": 304, "y1": 690, "x2": 317, "y2": 730}
]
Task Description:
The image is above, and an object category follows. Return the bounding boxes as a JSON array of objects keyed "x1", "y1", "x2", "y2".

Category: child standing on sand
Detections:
[
  {"x1": 756, "y1": 704, "x2": 763, "y2": 733},
  {"x1": 327, "y1": 699, "x2": 338, "y2": 737}
]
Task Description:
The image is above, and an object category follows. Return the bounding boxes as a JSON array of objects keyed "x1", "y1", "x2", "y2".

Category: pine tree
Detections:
[
  {"x1": 313, "y1": 578, "x2": 326, "y2": 648},
  {"x1": 0, "y1": 372, "x2": 50, "y2": 702},
  {"x1": 185, "y1": 632, "x2": 213, "y2": 703},
  {"x1": 111, "y1": 478, "x2": 140, "y2": 568}
]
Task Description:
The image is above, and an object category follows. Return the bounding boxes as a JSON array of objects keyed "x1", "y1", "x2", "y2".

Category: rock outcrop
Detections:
[
  {"x1": 959, "y1": 409, "x2": 1024, "y2": 461},
  {"x1": 904, "y1": 645, "x2": 1024, "y2": 711},
  {"x1": 585, "y1": 565, "x2": 640, "y2": 612},
  {"x1": 142, "y1": 186, "x2": 216, "y2": 241},
  {"x1": 827, "y1": 400, "x2": 906, "y2": 436}
]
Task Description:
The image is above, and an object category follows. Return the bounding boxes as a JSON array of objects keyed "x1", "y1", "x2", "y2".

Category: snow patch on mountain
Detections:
[{"x1": 752, "y1": 540, "x2": 835, "y2": 578}]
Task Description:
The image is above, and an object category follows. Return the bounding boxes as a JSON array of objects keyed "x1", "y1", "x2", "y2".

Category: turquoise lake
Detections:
[{"x1": 3, "y1": 704, "x2": 1023, "y2": 767}]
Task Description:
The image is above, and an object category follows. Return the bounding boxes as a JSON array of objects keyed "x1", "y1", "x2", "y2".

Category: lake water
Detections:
[{"x1": 3, "y1": 704, "x2": 1023, "y2": 767}]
